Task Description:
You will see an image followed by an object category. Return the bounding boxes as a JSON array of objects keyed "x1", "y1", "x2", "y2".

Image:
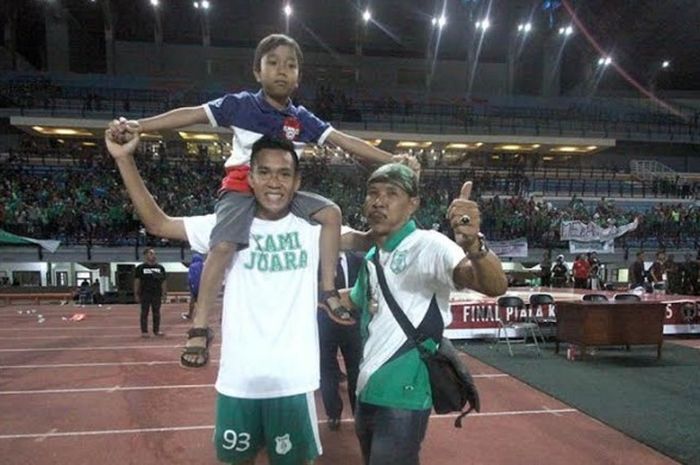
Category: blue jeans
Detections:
[{"x1": 355, "y1": 401, "x2": 431, "y2": 465}]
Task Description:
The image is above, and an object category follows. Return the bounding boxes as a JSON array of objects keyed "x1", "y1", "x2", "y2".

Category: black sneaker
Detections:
[{"x1": 328, "y1": 418, "x2": 341, "y2": 431}]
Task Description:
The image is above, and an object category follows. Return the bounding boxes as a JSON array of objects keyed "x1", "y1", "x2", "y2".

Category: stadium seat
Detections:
[
  {"x1": 528, "y1": 293, "x2": 556, "y2": 338},
  {"x1": 582, "y1": 294, "x2": 609, "y2": 302}
]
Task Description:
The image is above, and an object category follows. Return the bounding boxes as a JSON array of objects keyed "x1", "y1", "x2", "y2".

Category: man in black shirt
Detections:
[
  {"x1": 134, "y1": 248, "x2": 167, "y2": 337},
  {"x1": 628, "y1": 251, "x2": 646, "y2": 289},
  {"x1": 318, "y1": 250, "x2": 363, "y2": 431}
]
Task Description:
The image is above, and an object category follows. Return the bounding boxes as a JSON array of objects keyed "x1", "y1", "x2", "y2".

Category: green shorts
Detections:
[{"x1": 214, "y1": 391, "x2": 322, "y2": 465}]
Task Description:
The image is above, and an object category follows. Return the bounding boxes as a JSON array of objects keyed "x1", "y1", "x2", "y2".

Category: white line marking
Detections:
[
  {"x1": 0, "y1": 325, "x2": 193, "y2": 332},
  {"x1": 34, "y1": 428, "x2": 58, "y2": 442},
  {"x1": 0, "y1": 408, "x2": 578, "y2": 440},
  {"x1": 0, "y1": 425, "x2": 214, "y2": 440},
  {"x1": 473, "y1": 373, "x2": 509, "y2": 378},
  {"x1": 433, "y1": 408, "x2": 577, "y2": 419},
  {"x1": 0, "y1": 344, "x2": 196, "y2": 352},
  {"x1": 1, "y1": 334, "x2": 184, "y2": 340},
  {"x1": 542, "y1": 405, "x2": 565, "y2": 417},
  {"x1": 0, "y1": 384, "x2": 214, "y2": 395},
  {"x1": 0, "y1": 361, "x2": 185, "y2": 369}
]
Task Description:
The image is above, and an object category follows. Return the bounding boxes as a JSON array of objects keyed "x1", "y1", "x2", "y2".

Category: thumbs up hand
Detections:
[{"x1": 447, "y1": 181, "x2": 482, "y2": 251}]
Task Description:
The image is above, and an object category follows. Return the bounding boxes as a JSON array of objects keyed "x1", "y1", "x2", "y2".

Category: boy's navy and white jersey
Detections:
[
  {"x1": 184, "y1": 213, "x2": 322, "y2": 399},
  {"x1": 203, "y1": 90, "x2": 333, "y2": 168}
]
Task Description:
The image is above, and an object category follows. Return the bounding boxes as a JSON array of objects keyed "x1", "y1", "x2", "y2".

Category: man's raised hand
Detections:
[{"x1": 447, "y1": 181, "x2": 481, "y2": 249}]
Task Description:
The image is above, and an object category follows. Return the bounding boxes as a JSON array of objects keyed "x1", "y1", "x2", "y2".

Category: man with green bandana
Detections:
[{"x1": 340, "y1": 163, "x2": 507, "y2": 465}]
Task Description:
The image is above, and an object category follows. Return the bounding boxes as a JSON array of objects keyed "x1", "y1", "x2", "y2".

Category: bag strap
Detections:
[{"x1": 371, "y1": 252, "x2": 425, "y2": 350}]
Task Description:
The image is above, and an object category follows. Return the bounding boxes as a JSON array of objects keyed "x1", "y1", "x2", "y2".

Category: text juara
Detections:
[{"x1": 244, "y1": 232, "x2": 309, "y2": 272}]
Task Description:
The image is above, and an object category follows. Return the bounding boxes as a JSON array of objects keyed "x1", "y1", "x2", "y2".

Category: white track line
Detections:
[
  {"x1": 0, "y1": 361, "x2": 189, "y2": 369},
  {"x1": 0, "y1": 325, "x2": 193, "y2": 332},
  {"x1": 0, "y1": 384, "x2": 214, "y2": 395},
  {"x1": 0, "y1": 344, "x2": 192, "y2": 352},
  {"x1": 2, "y1": 334, "x2": 186, "y2": 340},
  {"x1": 0, "y1": 408, "x2": 577, "y2": 440}
]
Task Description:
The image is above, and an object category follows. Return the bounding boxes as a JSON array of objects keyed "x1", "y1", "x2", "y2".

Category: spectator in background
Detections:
[
  {"x1": 572, "y1": 254, "x2": 590, "y2": 289},
  {"x1": 629, "y1": 251, "x2": 646, "y2": 290},
  {"x1": 91, "y1": 279, "x2": 103, "y2": 305},
  {"x1": 539, "y1": 250, "x2": 552, "y2": 287},
  {"x1": 666, "y1": 254, "x2": 683, "y2": 295},
  {"x1": 551, "y1": 255, "x2": 569, "y2": 288},
  {"x1": 588, "y1": 252, "x2": 601, "y2": 290},
  {"x1": 318, "y1": 250, "x2": 363, "y2": 431},
  {"x1": 683, "y1": 253, "x2": 699, "y2": 295},
  {"x1": 648, "y1": 251, "x2": 666, "y2": 285},
  {"x1": 134, "y1": 248, "x2": 167, "y2": 337},
  {"x1": 182, "y1": 253, "x2": 204, "y2": 320}
]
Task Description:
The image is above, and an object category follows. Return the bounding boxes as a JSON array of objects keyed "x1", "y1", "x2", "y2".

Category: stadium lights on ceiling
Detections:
[
  {"x1": 661, "y1": 60, "x2": 671, "y2": 69},
  {"x1": 517, "y1": 22, "x2": 532, "y2": 33},
  {"x1": 431, "y1": 15, "x2": 447, "y2": 29},
  {"x1": 558, "y1": 25, "x2": 573, "y2": 36},
  {"x1": 597, "y1": 56, "x2": 612, "y2": 67},
  {"x1": 150, "y1": 0, "x2": 159, "y2": 7},
  {"x1": 193, "y1": 1, "x2": 210, "y2": 9},
  {"x1": 283, "y1": 4, "x2": 292, "y2": 17},
  {"x1": 475, "y1": 18, "x2": 490, "y2": 31},
  {"x1": 362, "y1": 9, "x2": 371, "y2": 22}
]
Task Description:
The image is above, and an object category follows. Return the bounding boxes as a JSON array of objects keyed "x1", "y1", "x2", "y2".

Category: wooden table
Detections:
[{"x1": 555, "y1": 301, "x2": 665, "y2": 359}]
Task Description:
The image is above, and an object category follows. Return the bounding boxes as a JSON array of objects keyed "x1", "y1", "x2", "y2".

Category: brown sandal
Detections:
[{"x1": 180, "y1": 327, "x2": 214, "y2": 368}]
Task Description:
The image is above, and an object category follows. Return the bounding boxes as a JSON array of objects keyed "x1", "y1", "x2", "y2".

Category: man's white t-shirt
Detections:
[
  {"x1": 184, "y1": 213, "x2": 321, "y2": 399},
  {"x1": 357, "y1": 230, "x2": 465, "y2": 394}
]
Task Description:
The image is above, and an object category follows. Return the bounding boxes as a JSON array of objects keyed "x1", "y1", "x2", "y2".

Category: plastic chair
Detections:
[
  {"x1": 494, "y1": 295, "x2": 542, "y2": 356},
  {"x1": 614, "y1": 293, "x2": 641, "y2": 302},
  {"x1": 582, "y1": 293, "x2": 609, "y2": 302}
]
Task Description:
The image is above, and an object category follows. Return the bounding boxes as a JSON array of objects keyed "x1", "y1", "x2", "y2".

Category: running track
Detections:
[{"x1": 0, "y1": 303, "x2": 680, "y2": 464}]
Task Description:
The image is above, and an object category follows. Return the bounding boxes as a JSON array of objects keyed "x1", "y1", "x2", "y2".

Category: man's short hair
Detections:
[
  {"x1": 251, "y1": 135, "x2": 299, "y2": 172},
  {"x1": 254, "y1": 34, "x2": 303, "y2": 73},
  {"x1": 143, "y1": 248, "x2": 155, "y2": 256}
]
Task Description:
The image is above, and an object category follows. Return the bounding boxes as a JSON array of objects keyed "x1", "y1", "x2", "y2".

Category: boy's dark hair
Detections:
[
  {"x1": 251, "y1": 135, "x2": 299, "y2": 172},
  {"x1": 143, "y1": 248, "x2": 155, "y2": 256},
  {"x1": 254, "y1": 34, "x2": 303, "y2": 73}
]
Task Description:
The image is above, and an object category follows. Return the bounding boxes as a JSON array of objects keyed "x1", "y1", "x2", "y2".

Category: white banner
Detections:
[
  {"x1": 569, "y1": 240, "x2": 615, "y2": 254},
  {"x1": 489, "y1": 238, "x2": 528, "y2": 258},
  {"x1": 560, "y1": 218, "x2": 638, "y2": 242}
]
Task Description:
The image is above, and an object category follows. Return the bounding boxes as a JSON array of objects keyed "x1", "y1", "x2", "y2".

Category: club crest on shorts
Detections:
[
  {"x1": 275, "y1": 434, "x2": 292, "y2": 455},
  {"x1": 282, "y1": 117, "x2": 301, "y2": 141},
  {"x1": 390, "y1": 250, "x2": 409, "y2": 274}
]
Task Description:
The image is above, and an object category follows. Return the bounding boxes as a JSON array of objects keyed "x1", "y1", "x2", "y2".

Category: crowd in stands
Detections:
[{"x1": 2, "y1": 147, "x2": 700, "y2": 251}]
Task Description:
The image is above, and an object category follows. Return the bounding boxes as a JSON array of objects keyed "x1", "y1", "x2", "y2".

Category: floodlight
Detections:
[
  {"x1": 661, "y1": 60, "x2": 670, "y2": 69},
  {"x1": 150, "y1": 0, "x2": 159, "y2": 6},
  {"x1": 362, "y1": 9, "x2": 371, "y2": 22},
  {"x1": 283, "y1": 4, "x2": 292, "y2": 17},
  {"x1": 517, "y1": 22, "x2": 531, "y2": 33},
  {"x1": 201, "y1": 0, "x2": 209, "y2": 9},
  {"x1": 476, "y1": 18, "x2": 490, "y2": 30},
  {"x1": 559, "y1": 25, "x2": 573, "y2": 36}
]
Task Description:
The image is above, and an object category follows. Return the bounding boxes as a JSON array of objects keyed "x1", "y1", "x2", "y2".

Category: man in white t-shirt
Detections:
[
  {"x1": 105, "y1": 130, "x2": 323, "y2": 465},
  {"x1": 340, "y1": 163, "x2": 508, "y2": 465}
]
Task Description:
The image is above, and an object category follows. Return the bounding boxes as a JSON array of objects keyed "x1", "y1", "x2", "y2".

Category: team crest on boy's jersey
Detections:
[
  {"x1": 282, "y1": 117, "x2": 301, "y2": 140},
  {"x1": 274, "y1": 434, "x2": 292, "y2": 455},
  {"x1": 390, "y1": 250, "x2": 409, "y2": 274}
]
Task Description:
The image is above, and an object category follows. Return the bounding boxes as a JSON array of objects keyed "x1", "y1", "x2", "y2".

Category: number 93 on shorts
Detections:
[{"x1": 215, "y1": 392, "x2": 322, "y2": 465}]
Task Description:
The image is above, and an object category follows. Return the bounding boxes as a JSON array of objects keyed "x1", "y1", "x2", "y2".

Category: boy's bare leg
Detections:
[
  {"x1": 312, "y1": 205, "x2": 345, "y2": 310},
  {"x1": 182, "y1": 241, "x2": 236, "y2": 365}
]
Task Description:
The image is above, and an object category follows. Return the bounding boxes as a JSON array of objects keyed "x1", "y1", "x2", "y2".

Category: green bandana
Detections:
[{"x1": 367, "y1": 163, "x2": 418, "y2": 197}]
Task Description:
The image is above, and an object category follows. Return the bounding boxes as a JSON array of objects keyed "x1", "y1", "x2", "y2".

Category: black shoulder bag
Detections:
[{"x1": 372, "y1": 253, "x2": 480, "y2": 428}]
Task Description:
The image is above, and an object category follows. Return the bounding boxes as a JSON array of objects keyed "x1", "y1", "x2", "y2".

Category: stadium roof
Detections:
[{"x1": 5, "y1": 0, "x2": 700, "y2": 92}]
